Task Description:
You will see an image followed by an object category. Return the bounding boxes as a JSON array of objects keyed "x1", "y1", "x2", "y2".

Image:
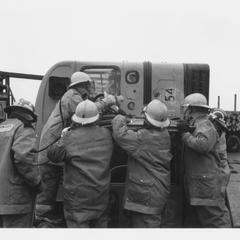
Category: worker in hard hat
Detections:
[
  {"x1": 47, "y1": 99, "x2": 113, "y2": 228},
  {"x1": 181, "y1": 93, "x2": 231, "y2": 228},
  {"x1": 0, "y1": 99, "x2": 42, "y2": 228},
  {"x1": 112, "y1": 99, "x2": 172, "y2": 228},
  {"x1": 36, "y1": 71, "x2": 121, "y2": 227},
  {"x1": 209, "y1": 108, "x2": 231, "y2": 201}
]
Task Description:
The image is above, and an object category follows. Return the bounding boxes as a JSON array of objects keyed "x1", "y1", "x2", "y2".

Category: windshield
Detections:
[{"x1": 82, "y1": 67, "x2": 120, "y2": 98}]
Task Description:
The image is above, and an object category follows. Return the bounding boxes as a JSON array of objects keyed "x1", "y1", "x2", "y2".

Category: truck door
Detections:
[{"x1": 80, "y1": 61, "x2": 146, "y2": 117}]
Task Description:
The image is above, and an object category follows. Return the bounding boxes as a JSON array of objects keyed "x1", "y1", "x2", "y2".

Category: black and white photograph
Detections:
[{"x1": 0, "y1": 0, "x2": 240, "y2": 238}]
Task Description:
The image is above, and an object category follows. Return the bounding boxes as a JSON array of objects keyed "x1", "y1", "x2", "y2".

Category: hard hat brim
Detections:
[
  {"x1": 145, "y1": 112, "x2": 170, "y2": 128},
  {"x1": 68, "y1": 79, "x2": 92, "y2": 88},
  {"x1": 189, "y1": 104, "x2": 210, "y2": 109},
  {"x1": 4, "y1": 105, "x2": 38, "y2": 121},
  {"x1": 182, "y1": 103, "x2": 210, "y2": 109},
  {"x1": 71, "y1": 113, "x2": 99, "y2": 125}
]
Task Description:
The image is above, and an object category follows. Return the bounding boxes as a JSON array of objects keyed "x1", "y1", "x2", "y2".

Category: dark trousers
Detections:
[
  {"x1": 128, "y1": 211, "x2": 162, "y2": 228},
  {"x1": 0, "y1": 213, "x2": 33, "y2": 228},
  {"x1": 195, "y1": 205, "x2": 231, "y2": 228},
  {"x1": 35, "y1": 164, "x2": 64, "y2": 227},
  {"x1": 65, "y1": 210, "x2": 108, "y2": 228},
  {"x1": 36, "y1": 164, "x2": 62, "y2": 208},
  {"x1": 184, "y1": 204, "x2": 232, "y2": 228}
]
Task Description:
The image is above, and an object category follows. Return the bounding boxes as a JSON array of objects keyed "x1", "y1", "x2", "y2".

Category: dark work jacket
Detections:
[
  {"x1": 182, "y1": 114, "x2": 224, "y2": 206},
  {"x1": 0, "y1": 119, "x2": 40, "y2": 214},
  {"x1": 216, "y1": 133, "x2": 231, "y2": 196},
  {"x1": 38, "y1": 88, "x2": 107, "y2": 164},
  {"x1": 36, "y1": 88, "x2": 85, "y2": 210},
  {"x1": 112, "y1": 115, "x2": 172, "y2": 215},
  {"x1": 36, "y1": 87, "x2": 108, "y2": 210},
  {"x1": 38, "y1": 88, "x2": 86, "y2": 165},
  {"x1": 47, "y1": 125, "x2": 113, "y2": 222}
]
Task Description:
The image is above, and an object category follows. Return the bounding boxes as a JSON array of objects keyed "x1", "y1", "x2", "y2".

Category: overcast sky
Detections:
[{"x1": 1, "y1": 0, "x2": 240, "y2": 110}]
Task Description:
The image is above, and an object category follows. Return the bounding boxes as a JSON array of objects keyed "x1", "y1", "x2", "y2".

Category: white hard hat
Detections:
[
  {"x1": 144, "y1": 99, "x2": 170, "y2": 128},
  {"x1": 69, "y1": 71, "x2": 92, "y2": 88},
  {"x1": 72, "y1": 99, "x2": 99, "y2": 125},
  {"x1": 182, "y1": 93, "x2": 210, "y2": 109}
]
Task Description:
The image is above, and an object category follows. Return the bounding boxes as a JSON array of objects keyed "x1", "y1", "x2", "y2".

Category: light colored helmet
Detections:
[
  {"x1": 144, "y1": 99, "x2": 170, "y2": 128},
  {"x1": 72, "y1": 99, "x2": 99, "y2": 125},
  {"x1": 212, "y1": 108, "x2": 227, "y2": 121},
  {"x1": 4, "y1": 98, "x2": 37, "y2": 122},
  {"x1": 182, "y1": 93, "x2": 210, "y2": 109},
  {"x1": 69, "y1": 71, "x2": 92, "y2": 88},
  {"x1": 210, "y1": 108, "x2": 227, "y2": 130}
]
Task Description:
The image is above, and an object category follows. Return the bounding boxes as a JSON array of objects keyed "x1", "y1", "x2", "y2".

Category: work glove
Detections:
[
  {"x1": 61, "y1": 127, "x2": 71, "y2": 137},
  {"x1": 102, "y1": 93, "x2": 116, "y2": 106},
  {"x1": 102, "y1": 92, "x2": 124, "y2": 107},
  {"x1": 175, "y1": 119, "x2": 195, "y2": 133}
]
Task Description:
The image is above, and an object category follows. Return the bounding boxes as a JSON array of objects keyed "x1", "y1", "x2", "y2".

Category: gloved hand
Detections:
[
  {"x1": 102, "y1": 92, "x2": 124, "y2": 107},
  {"x1": 176, "y1": 119, "x2": 195, "y2": 133},
  {"x1": 108, "y1": 105, "x2": 119, "y2": 113},
  {"x1": 115, "y1": 95, "x2": 124, "y2": 105},
  {"x1": 61, "y1": 127, "x2": 70, "y2": 137},
  {"x1": 102, "y1": 93, "x2": 116, "y2": 106}
]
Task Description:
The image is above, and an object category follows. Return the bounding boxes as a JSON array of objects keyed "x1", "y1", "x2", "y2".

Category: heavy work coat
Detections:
[
  {"x1": 38, "y1": 88, "x2": 107, "y2": 162},
  {"x1": 38, "y1": 88, "x2": 88, "y2": 164},
  {"x1": 182, "y1": 114, "x2": 224, "y2": 206},
  {"x1": 47, "y1": 125, "x2": 113, "y2": 222},
  {"x1": 36, "y1": 87, "x2": 108, "y2": 212},
  {"x1": 0, "y1": 118, "x2": 40, "y2": 214},
  {"x1": 36, "y1": 88, "x2": 86, "y2": 210},
  {"x1": 112, "y1": 115, "x2": 172, "y2": 215},
  {"x1": 216, "y1": 133, "x2": 231, "y2": 196}
]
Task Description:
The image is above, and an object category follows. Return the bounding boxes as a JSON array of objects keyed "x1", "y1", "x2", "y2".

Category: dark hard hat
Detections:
[{"x1": 4, "y1": 98, "x2": 38, "y2": 122}]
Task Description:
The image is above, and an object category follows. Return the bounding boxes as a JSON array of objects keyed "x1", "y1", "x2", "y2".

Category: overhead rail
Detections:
[{"x1": 0, "y1": 71, "x2": 43, "y2": 81}]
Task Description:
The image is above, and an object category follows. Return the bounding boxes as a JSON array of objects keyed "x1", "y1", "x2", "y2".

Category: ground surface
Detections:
[{"x1": 227, "y1": 152, "x2": 240, "y2": 227}]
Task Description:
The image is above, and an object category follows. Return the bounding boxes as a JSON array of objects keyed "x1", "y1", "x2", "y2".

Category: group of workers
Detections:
[{"x1": 0, "y1": 71, "x2": 232, "y2": 228}]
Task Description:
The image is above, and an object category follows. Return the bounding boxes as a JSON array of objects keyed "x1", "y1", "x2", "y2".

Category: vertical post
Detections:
[
  {"x1": 217, "y1": 96, "x2": 220, "y2": 108},
  {"x1": 234, "y1": 94, "x2": 237, "y2": 111}
]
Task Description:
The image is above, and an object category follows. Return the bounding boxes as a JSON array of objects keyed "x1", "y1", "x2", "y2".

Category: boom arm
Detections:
[{"x1": 0, "y1": 71, "x2": 43, "y2": 121}]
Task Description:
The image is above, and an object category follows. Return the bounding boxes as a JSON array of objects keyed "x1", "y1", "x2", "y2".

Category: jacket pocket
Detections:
[
  {"x1": 126, "y1": 174, "x2": 154, "y2": 206},
  {"x1": 188, "y1": 174, "x2": 221, "y2": 199}
]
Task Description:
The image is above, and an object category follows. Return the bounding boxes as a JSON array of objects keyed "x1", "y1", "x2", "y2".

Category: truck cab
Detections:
[{"x1": 35, "y1": 60, "x2": 209, "y2": 227}]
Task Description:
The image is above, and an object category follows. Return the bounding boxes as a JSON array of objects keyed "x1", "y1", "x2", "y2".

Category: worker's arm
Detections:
[
  {"x1": 96, "y1": 94, "x2": 124, "y2": 113},
  {"x1": 182, "y1": 121, "x2": 217, "y2": 153},
  {"x1": 11, "y1": 125, "x2": 41, "y2": 187},
  {"x1": 47, "y1": 137, "x2": 68, "y2": 163},
  {"x1": 112, "y1": 114, "x2": 141, "y2": 155}
]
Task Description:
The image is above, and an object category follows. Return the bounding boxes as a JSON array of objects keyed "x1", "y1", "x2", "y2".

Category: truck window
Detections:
[
  {"x1": 48, "y1": 76, "x2": 70, "y2": 100},
  {"x1": 81, "y1": 67, "x2": 121, "y2": 98}
]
